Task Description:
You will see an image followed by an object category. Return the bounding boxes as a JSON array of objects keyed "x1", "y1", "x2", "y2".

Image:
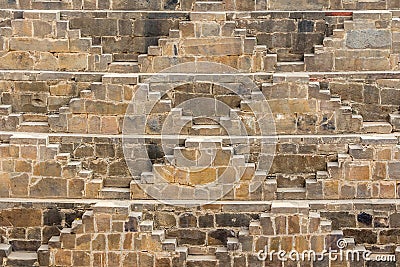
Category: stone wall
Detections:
[
  {"x1": 0, "y1": 0, "x2": 400, "y2": 266},
  {"x1": 2, "y1": 0, "x2": 400, "y2": 10}
]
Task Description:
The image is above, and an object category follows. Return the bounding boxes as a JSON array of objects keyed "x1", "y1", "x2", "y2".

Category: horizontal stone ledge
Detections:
[
  {"x1": 1, "y1": 131, "x2": 400, "y2": 143},
  {"x1": 2, "y1": 70, "x2": 400, "y2": 82},
  {"x1": 0, "y1": 198, "x2": 398, "y2": 212},
  {"x1": 0, "y1": 70, "x2": 106, "y2": 82}
]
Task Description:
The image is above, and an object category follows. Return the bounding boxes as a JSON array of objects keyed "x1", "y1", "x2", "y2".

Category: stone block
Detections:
[{"x1": 344, "y1": 162, "x2": 371, "y2": 181}]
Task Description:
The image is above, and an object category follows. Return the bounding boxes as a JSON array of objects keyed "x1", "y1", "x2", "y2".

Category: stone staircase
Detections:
[
  {"x1": 139, "y1": 4, "x2": 276, "y2": 73},
  {"x1": 0, "y1": 133, "x2": 94, "y2": 199},
  {"x1": 306, "y1": 136, "x2": 400, "y2": 200},
  {"x1": 305, "y1": 11, "x2": 394, "y2": 72}
]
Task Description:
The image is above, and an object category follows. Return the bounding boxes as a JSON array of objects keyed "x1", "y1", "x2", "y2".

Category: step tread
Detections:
[
  {"x1": 20, "y1": 121, "x2": 49, "y2": 126},
  {"x1": 276, "y1": 187, "x2": 306, "y2": 192},
  {"x1": 101, "y1": 187, "x2": 130, "y2": 192},
  {"x1": 7, "y1": 251, "x2": 37, "y2": 260},
  {"x1": 187, "y1": 255, "x2": 217, "y2": 261}
]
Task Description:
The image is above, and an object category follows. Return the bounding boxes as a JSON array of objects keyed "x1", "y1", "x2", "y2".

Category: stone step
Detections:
[
  {"x1": 17, "y1": 121, "x2": 49, "y2": 133},
  {"x1": 390, "y1": 113, "x2": 400, "y2": 131},
  {"x1": 112, "y1": 53, "x2": 139, "y2": 62},
  {"x1": 79, "y1": 90, "x2": 94, "y2": 99},
  {"x1": 192, "y1": 117, "x2": 220, "y2": 125},
  {"x1": 316, "y1": 171, "x2": 329, "y2": 179},
  {"x1": 78, "y1": 170, "x2": 93, "y2": 179},
  {"x1": 276, "y1": 187, "x2": 307, "y2": 200},
  {"x1": 48, "y1": 236, "x2": 61, "y2": 249},
  {"x1": 151, "y1": 230, "x2": 165, "y2": 242},
  {"x1": 22, "y1": 114, "x2": 48, "y2": 122},
  {"x1": 100, "y1": 187, "x2": 130, "y2": 199},
  {"x1": 333, "y1": 29, "x2": 345, "y2": 38},
  {"x1": 103, "y1": 177, "x2": 132, "y2": 188},
  {"x1": 185, "y1": 137, "x2": 223, "y2": 148},
  {"x1": 188, "y1": 246, "x2": 219, "y2": 255},
  {"x1": 363, "y1": 122, "x2": 393, "y2": 134},
  {"x1": 139, "y1": 220, "x2": 154, "y2": 232},
  {"x1": 190, "y1": 12, "x2": 226, "y2": 22},
  {"x1": 140, "y1": 172, "x2": 154, "y2": 184},
  {"x1": 276, "y1": 62, "x2": 305, "y2": 72},
  {"x1": 191, "y1": 124, "x2": 223, "y2": 135},
  {"x1": 162, "y1": 238, "x2": 177, "y2": 251},
  {"x1": 193, "y1": 1, "x2": 224, "y2": 11},
  {"x1": 0, "y1": 244, "x2": 12, "y2": 258},
  {"x1": 0, "y1": 113, "x2": 23, "y2": 131},
  {"x1": 37, "y1": 245, "x2": 49, "y2": 266},
  {"x1": 108, "y1": 62, "x2": 140, "y2": 73},
  {"x1": 226, "y1": 237, "x2": 240, "y2": 251},
  {"x1": 5, "y1": 251, "x2": 38, "y2": 267},
  {"x1": 0, "y1": 105, "x2": 12, "y2": 115},
  {"x1": 186, "y1": 255, "x2": 218, "y2": 267},
  {"x1": 276, "y1": 174, "x2": 306, "y2": 188}
]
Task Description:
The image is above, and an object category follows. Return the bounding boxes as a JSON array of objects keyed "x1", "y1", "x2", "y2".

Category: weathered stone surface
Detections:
[
  {"x1": 346, "y1": 30, "x2": 391, "y2": 49},
  {"x1": 0, "y1": 208, "x2": 42, "y2": 227}
]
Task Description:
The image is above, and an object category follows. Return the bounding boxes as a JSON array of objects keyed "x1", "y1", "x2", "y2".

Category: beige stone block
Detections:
[
  {"x1": 344, "y1": 162, "x2": 371, "y2": 181},
  {"x1": 108, "y1": 233, "x2": 121, "y2": 251},
  {"x1": 32, "y1": 20, "x2": 53, "y2": 38},
  {"x1": 235, "y1": 183, "x2": 249, "y2": 199},
  {"x1": 180, "y1": 22, "x2": 195, "y2": 37},
  {"x1": 20, "y1": 145, "x2": 37, "y2": 160},
  {"x1": 101, "y1": 116, "x2": 119, "y2": 134},
  {"x1": 93, "y1": 252, "x2": 106, "y2": 267},
  {"x1": 153, "y1": 165, "x2": 175, "y2": 183},
  {"x1": 189, "y1": 167, "x2": 217, "y2": 185},
  {"x1": 88, "y1": 115, "x2": 101, "y2": 134},
  {"x1": 10, "y1": 173, "x2": 29, "y2": 197},
  {"x1": 95, "y1": 214, "x2": 111, "y2": 232},
  {"x1": 35, "y1": 52, "x2": 59, "y2": 70},
  {"x1": 380, "y1": 181, "x2": 396, "y2": 198},
  {"x1": 108, "y1": 252, "x2": 122, "y2": 267},
  {"x1": 68, "y1": 179, "x2": 84, "y2": 198},
  {"x1": 280, "y1": 236, "x2": 292, "y2": 252},
  {"x1": 0, "y1": 51, "x2": 34, "y2": 70},
  {"x1": 376, "y1": 147, "x2": 392, "y2": 160},
  {"x1": 295, "y1": 235, "x2": 309, "y2": 252},
  {"x1": 310, "y1": 235, "x2": 325, "y2": 253},
  {"x1": 123, "y1": 233, "x2": 133, "y2": 250},
  {"x1": 58, "y1": 53, "x2": 88, "y2": 71},
  {"x1": 68, "y1": 115, "x2": 88, "y2": 133},
  {"x1": 0, "y1": 172, "x2": 10, "y2": 197},
  {"x1": 181, "y1": 37, "x2": 242, "y2": 56},
  {"x1": 274, "y1": 113, "x2": 297, "y2": 134},
  {"x1": 324, "y1": 180, "x2": 339, "y2": 199},
  {"x1": 55, "y1": 250, "x2": 71, "y2": 266},
  {"x1": 130, "y1": 182, "x2": 148, "y2": 199},
  {"x1": 72, "y1": 251, "x2": 90, "y2": 266},
  {"x1": 340, "y1": 183, "x2": 356, "y2": 199},
  {"x1": 92, "y1": 234, "x2": 106, "y2": 251},
  {"x1": 0, "y1": 145, "x2": 10, "y2": 158},
  {"x1": 12, "y1": 20, "x2": 33, "y2": 36},
  {"x1": 33, "y1": 161, "x2": 62, "y2": 177},
  {"x1": 50, "y1": 82, "x2": 75, "y2": 96},
  {"x1": 76, "y1": 234, "x2": 91, "y2": 250},
  {"x1": 14, "y1": 160, "x2": 32, "y2": 173},
  {"x1": 30, "y1": 177, "x2": 67, "y2": 197},
  {"x1": 10, "y1": 37, "x2": 69, "y2": 53},
  {"x1": 372, "y1": 161, "x2": 387, "y2": 180}
]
